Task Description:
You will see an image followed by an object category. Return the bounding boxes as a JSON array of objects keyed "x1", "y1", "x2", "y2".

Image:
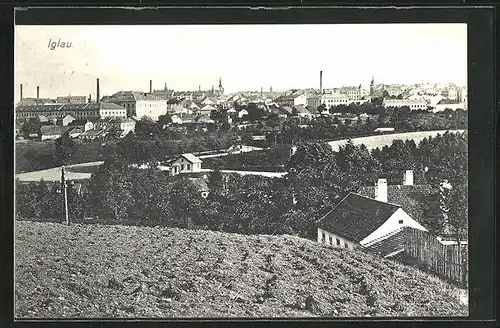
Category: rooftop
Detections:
[{"x1": 317, "y1": 193, "x2": 400, "y2": 243}]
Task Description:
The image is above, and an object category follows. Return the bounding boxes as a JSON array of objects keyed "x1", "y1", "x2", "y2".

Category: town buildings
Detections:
[
  {"x1": 274, "y1": 92, "x2": 307, "y2": 107},
  {"x1": 382, "y1": 99, "x2": 428, "y2": 110}
]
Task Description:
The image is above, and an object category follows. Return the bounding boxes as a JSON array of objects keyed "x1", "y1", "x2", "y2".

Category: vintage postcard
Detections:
[{"x1": 14, "y1": 22, "x2": 468, "y2": 318}]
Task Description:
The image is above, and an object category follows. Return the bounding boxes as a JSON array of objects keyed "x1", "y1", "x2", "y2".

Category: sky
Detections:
[{"x1": 15, "y1": 24, "x2": 467, "y2": 102}]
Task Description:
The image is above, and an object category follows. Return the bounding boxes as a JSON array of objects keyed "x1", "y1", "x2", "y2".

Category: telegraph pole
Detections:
[{"x1": 61, "y1": 166, "x2": 70, "y2": 225}]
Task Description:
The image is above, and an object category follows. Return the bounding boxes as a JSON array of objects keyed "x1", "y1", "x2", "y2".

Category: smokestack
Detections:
[
  {"x1": 89, "y1": 94, "x2": 92, "y2": 103},
  {"x1": 150, "y1": 80, "x2": 153, "y2": 95},
  {"x1": 96, "y1": 78, "x2": 100, "y2": 103},
  {"x1": 261, "y1": 87, "x2": 263, "y2": 97},
  {"x1": 403, "y1": 170, "x2": 414, "y2": 186},
  {"x1": 20, "y1": 84, "x2": 23, "y2": 101},
  {"x1": 375, "y1": 178, "x2": 388, "y2": 203},
  {"x1": 320, "y1": 71, "x2": 323, "y2": 94},
  {"x1": 37, "y1": 86, "x2": 40, "y2": 99},
  {"x1": 199, "y1": 85, "x2": 201, "y2": 92}
]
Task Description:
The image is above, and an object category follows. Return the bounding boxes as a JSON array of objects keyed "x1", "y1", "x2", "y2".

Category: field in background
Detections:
[
  {"x1": 15, "y1": 221, "x2": 467, "y2": 318},
  {"x1": 15, "y1": 140, "x2": 108, "y2": 174},
  {"x1": 327, "y1": 129, "x2": 465, "y2": 151}
]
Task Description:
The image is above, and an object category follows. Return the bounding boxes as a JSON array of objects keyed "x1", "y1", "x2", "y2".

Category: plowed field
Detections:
[{"x1": 14, "y1": 221, "x2": 468, "y2": 318}]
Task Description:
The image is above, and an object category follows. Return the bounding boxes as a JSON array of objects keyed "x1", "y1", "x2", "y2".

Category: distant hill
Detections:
[{"x1": 15, "y1": 221, "x2": 467, "y2": 318}]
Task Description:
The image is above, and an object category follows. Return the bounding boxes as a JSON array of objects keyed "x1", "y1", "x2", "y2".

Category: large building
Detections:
[
  {"x1": 382, "y1": 99, "x2": 428, "y2": 110},
  {"x1": 102, "y1": 91, "x2": 168, "y2": 121},
  {"x1": 320, "y1": 93, "x2": 351, "y2": 108},
  {"x1": 338, "y1": 85, "x2": 364, "y2": 100},
  {"x1": 15, "y1": 102, "x2": 127, "y2": 121},
  {"x1": 55, "y1": 96, "x2": 88, "y2": 104},
  {"x1": 274, "y1": 92, "x2": 307, "y2": 107},
  {"x1": 135, "y1": 98, "x2": 168, "y2": 121}
]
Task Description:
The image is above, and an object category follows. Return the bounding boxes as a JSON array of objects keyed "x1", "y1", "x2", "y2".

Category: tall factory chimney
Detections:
[
  {"x1": 37, "y1": 86, "x2": 40, "y2": 99},
  {"x1": 261, "y1": 87, "x2": 263, "y2": 98},
  {"x1": 150, "y1": 80, "x2": 153, "y2": 95},
  {"x1": 20, "y1": 84, "x2": 23, "y2": 101},
  {"x1": 88, "y1": 94, "x2": 92, "y2": 103},
  {"x1": 320, "y1": 71, "x2": 323, "y2": 94},
  {"x1": 96, "y1": 78, "x2": 100, "y2": 103}
]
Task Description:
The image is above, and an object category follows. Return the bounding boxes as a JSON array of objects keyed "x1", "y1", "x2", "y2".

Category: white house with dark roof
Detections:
[{"x1": 317, "y1": 178, "x2": 427, "y2": 251}]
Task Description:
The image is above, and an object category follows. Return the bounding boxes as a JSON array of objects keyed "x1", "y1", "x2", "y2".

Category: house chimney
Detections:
[
  {"x1": 375, "y1": 178, "x2": 388, "y2": 203},
  {"x1": 150, "y1": 80, "x2": 153, "y2": 95},
  {"x1": 37, "y1": 86, "x2": 40, "y2": 99},
  {"x1": 320, "y1": 71, "x2": 323, "y2": 94},
  {"x1": 96, "y1": 78, "x2": 100, "y2": 103},
  {"x1": 20, "y1": 84, "x2": 23, "y2": 101},
  {"x1": 403, "y1": 170, "x2": 414, "y2": 185}
]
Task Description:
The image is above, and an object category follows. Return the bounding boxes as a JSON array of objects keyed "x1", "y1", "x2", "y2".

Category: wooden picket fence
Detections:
[{"x1": 402, "y1": 228, "x2": 468, "y2": 287}]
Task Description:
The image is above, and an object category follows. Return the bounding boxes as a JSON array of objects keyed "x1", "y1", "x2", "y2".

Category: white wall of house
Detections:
[
  {"x1": 136, "y1": 99, "x2": 168, "y2": 121},
  {"x1": 41, "y1": 134, "x2": 61, "y2": 141},
  {"x1": 432, "y1": 103, "x2": 466, "y2": 112},
  {"x1": 84, "y1": 121, "x2": 94, "y2": 131},
  {"x1": 62, "y1": 116, "x2": 75, "y2": 126},
  {"x1": 360, "y1": 208, "x2": 427, "y2": 247},
  {"x1": 100, "y1": 108, "x2": 127, "y2": 119},
  {"x1": 293, "y1": 95, "x2": 307, "y2": 106},
  {"x1": 317, "y1": 228, "x2": 359, "y2": 250},
  {"x1": 171, "y1": 157, "x2": 202, "y2": 173}
]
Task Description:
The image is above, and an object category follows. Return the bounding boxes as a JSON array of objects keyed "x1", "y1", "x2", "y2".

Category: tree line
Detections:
[{"x1": 16, "y1": 131, "x2": 467, "y2": 243}]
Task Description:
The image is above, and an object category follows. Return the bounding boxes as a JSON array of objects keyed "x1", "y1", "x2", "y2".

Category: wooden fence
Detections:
[{"x1": 402, "y1": 228, "x2": 468, "y2": 287}]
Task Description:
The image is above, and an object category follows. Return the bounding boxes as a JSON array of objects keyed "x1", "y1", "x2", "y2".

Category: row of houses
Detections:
[{"x1": 38, "y1": 117, "x2": 136, "y2": 141}]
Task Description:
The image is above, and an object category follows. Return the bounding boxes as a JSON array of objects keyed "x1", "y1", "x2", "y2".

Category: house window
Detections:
[
  {"x1": 398, "y1": 219, "x2": 404, "y2": 224},
  {"x1": 322, "y1": 232, "x2": 326, "y2": 243},
  {"x1": 336, "y1": 238, "x2": 341, "y2": 246},
  {"x1": 329, "y1": 236, "x2": 333, "y2": 245},
  {"x1": 187, "y1": 164, "x2": 191, "y2": 170},
  {"x1": 181, "y1": 164, "x2": 185, "y2": 171},
  {"x1": 344, "y1": 242, "x2": 349, "y2": 248}
]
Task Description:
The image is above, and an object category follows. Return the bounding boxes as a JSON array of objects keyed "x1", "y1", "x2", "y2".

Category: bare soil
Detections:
[{"x1": 14, "y1": 221, "x2": 468, "y2": 318}]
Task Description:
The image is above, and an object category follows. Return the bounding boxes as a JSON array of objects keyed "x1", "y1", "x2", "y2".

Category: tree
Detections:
[
  {"x1": 102, "y1": 168, "x2": 135, "y2": 222},
  {"x1": 54, "y1": 132, "x2": 75, "y2": 166},
  {"x1": 207, "y1": 167, "x2": 224, "y2": 197},
  {"x1": 20, "y1": 118, "x2": 42, "y2": 139},
  {"x1": 158, "y1": 114, "x2": 172, "y2": 128},
  {"x1": 267, "y1": 113, "x2": 280, "y2": 131}
]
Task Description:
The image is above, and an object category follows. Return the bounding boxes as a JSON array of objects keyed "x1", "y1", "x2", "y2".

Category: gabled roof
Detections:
[
  {"x1": 357, "y1": 184, "x2": 437, "y2": 225},
  {"x1": 177, "y1": 153, "x2": 202, "y2": 164},
  {"x1": 317, "y1": 193, "x2": 400, "y2": 243},
  {"x1": 294, "y1": 105, "x2": 310, "y2": 114}
]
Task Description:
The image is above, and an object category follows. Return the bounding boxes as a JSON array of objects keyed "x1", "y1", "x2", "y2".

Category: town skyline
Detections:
[{"x1": 15, "y1": 23, "x2": 467, "y2": 102}]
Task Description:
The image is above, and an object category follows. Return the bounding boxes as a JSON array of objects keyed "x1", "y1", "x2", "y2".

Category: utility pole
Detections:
[{"x1": 61, "y1": 166, "x2": 70, "y2": 225}]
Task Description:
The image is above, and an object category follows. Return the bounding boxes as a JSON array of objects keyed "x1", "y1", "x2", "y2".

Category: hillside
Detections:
[{"x1": 14, "y1": 221, "x2": 467, "y2": 318}]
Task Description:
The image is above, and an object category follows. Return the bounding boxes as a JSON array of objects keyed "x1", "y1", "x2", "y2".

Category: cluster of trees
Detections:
[{"x1": 15, "y1": 179, "x2": 85, "y2": 222}]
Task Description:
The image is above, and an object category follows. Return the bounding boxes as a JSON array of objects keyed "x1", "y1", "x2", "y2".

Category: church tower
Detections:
[{"x1": 218, "y1": 77, "x2": 224, "y2": 95}]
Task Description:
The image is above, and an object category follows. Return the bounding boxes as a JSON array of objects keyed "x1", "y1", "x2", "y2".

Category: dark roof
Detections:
[
  {"x1": 317, "y1": 193, "x2": 400, "y2": 243},
  {"x1": 68, "y1": 119, "x2": 91, "y2": 126},
  {"x1": 357, "y1": 184, "x2": 436, "y2": 224}
]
